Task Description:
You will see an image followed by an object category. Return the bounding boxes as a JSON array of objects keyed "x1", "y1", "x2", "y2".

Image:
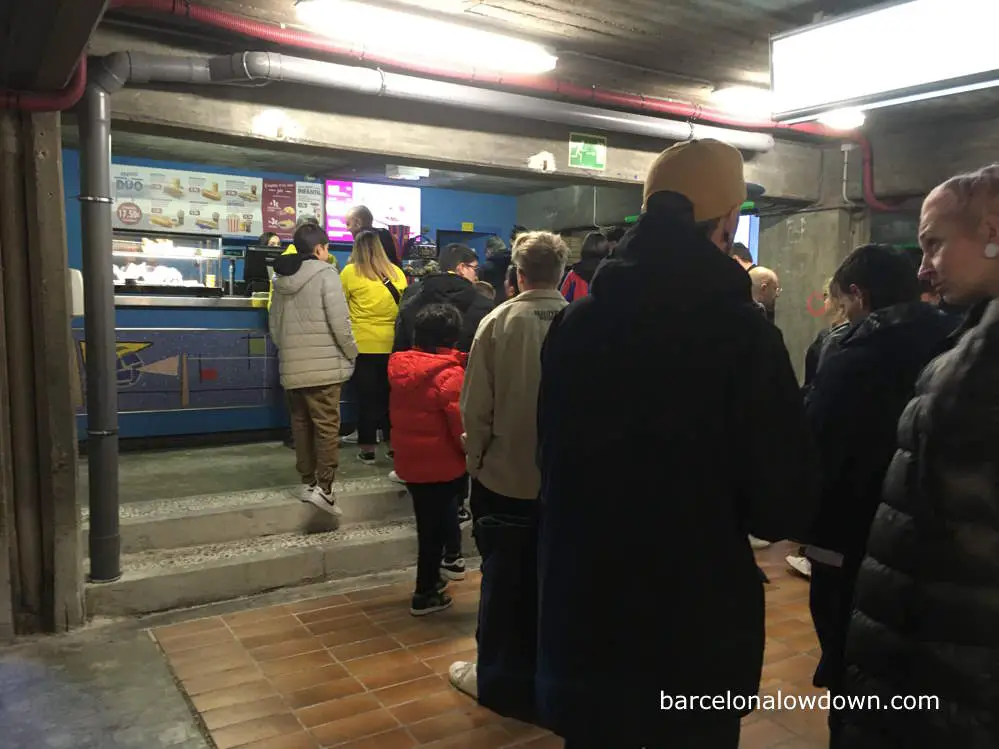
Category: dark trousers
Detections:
[
  {"x1": 408, "y1": 476, "x2": 466, "y2": 594},
  {"x1": 563, "y1": 717, "x2": 740, "y2": 749},
  {"x1": 351, "y1": 353, "x2": 390, "y2": 446},
  {"x1": 810, "y1": 560, "x2": 856, "y2": 748},
  {"x1": 470, "y1": 478, "x2": 539, "y2": 724}
]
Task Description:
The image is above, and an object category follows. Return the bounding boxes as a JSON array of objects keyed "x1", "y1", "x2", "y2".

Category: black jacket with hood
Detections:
[
  {"x1": 841, "y1": 298, "x2": 999, "y2": 749},
  {"x1": 535, "y1": 198, "x2": 819, "y2": 744},
  {"x1": 392, "y1": 272, "x2": 494, "y2": 353},
  {"x1": 479, "y1": 249, "x2": 512, "y2": 303}
]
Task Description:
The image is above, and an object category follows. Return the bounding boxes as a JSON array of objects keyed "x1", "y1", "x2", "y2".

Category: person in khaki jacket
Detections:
[
  {"x1": 449, "y1": 231, "x2": 568, "y2": 721},
  {"x1": 270, "y1": 223, "x2": 358, "y2": 516}
]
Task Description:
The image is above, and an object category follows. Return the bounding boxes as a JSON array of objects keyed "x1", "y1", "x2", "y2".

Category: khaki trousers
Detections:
[{"x1": 287, "y1": 383, "x2": 342, "y2": 492}]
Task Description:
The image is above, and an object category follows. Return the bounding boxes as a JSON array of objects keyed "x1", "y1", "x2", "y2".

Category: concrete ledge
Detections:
[
  {"x1": 85, "y1": 521, "x2": 475, "y2": 617},
  {"x1": 82, "y1": 480, "x2": 412, "y2": 553}
]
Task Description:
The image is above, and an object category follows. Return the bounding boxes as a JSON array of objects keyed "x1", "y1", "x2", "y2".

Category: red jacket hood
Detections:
[{"x1": 388, "y1": 349, "x2": 466, "y2": 392}]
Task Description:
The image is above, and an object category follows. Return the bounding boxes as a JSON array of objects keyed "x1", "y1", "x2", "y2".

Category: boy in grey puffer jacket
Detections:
[{"x1": 269, "y1": 224, "x2": 358, "y2": 515}]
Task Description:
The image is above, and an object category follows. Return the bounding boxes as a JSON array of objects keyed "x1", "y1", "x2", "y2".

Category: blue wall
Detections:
[{"x1": 62, "y1": 149, "x2": 518, "y2": 268}]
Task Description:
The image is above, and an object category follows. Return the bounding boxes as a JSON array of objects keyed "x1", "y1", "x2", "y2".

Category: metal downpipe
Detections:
[{"x1": 77, "y1": 82, "x2": 120, "y2": 583}]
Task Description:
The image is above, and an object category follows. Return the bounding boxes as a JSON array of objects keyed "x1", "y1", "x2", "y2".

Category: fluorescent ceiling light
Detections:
[
  {"x1": 817, "y1": 108, "x2": 865, "y2": 131},
  {"x1": 711, "y1": 85, "x2": 773, "y2": 118},
  {"x1": 771, "y1": 0, "x2": 999, "y2": 120},
  {"x1": 296, "y1": 0, "x2": 557, "y2": 74}
]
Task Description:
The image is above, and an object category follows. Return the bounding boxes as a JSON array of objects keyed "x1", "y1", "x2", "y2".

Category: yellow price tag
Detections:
[{"x1": 461, "y1": 222, "x2": 475, "y2": 232}]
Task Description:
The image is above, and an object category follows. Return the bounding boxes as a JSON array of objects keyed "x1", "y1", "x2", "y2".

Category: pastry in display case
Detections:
[{"x1": 112, "y1": 230, "x2": 223, "y2": 297}]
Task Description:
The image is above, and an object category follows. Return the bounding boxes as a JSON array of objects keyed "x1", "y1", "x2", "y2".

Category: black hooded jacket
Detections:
[
  {"x1": 841, "y1": 298, "x2": 999, "y2": 749},
  {"x1": 392, "y1": 272, "x2": 494, "y2": 353},
  {"x1": 479, "y1": 250, "x2": 512, "y2": 303},
  {"x1": 535, "y1": 203, "x2": 818, "y2": 744},
  {"x1": 803, "y1": 302, "x2": 958, "y2": 564}
]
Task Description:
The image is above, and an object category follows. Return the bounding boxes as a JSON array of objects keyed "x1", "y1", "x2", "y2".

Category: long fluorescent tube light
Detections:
[
  {"x1": 771, "y1": 0, "x2": 999, "y2": 120},
  {"x1": 296, "y1": 0, "x2": 558, "y2": 75}
]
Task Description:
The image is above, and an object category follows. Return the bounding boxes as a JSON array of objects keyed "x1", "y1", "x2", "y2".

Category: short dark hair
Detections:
[
  {"x1": 293, "y1": 223, "x2": 329, "y2": 256},
  {"x1": 505, "y1": 263, "x2": 520, "y2": 295},
  {"x1": 295, "y1": 215, "x2": 320, "y2": 229},
  {"x1": 731, "y1": 242, "x2": 753, "y2": 264},
  {"x1": 603, "y1": 226, "x2": 627, "y2": 243},
  {"x1": 832, "y1": 244, "x2": 920, "y2": 312},
  {"x1": 414, "y1": 303, "x2": 463, "y2": 350},
  {"x1": 580, "y1": 231, "x2": 609, "y2": 259},
  {"x1": 258, "y1": 232, "x2": 280, "y2": 246},
  {"x1": 439, "y1": 243, "x2": 478, "y2": 272}
]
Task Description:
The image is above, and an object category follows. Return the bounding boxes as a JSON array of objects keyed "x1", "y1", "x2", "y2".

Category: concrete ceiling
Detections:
[
  {"x1": 0, "y1": 0, "x2": 107, "y2": 89},
  {"x1": 61, "y1": 125, "x2": 570, "y2": 194},
  {"x1": 103, "y1": 0, "x2": 884, "y2": 105}
]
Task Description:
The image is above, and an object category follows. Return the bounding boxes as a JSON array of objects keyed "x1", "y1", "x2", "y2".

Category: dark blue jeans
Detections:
[{"x1": 470, "y1": 479, "x2": 539, "y2": 724}]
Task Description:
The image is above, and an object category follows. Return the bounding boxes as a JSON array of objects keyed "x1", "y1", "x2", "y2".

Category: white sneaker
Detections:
[
  {"x1": 749, "y1": 535, "x2": 772, "y2": 550},
  {"x1": 340, "y1": 431, "x2": 358, "y2": 444},
  {"x1": 440, "y1": 557, "x2": 466, "y2": 581},
  {"x1": 785, "y1": 555, "x2": 812, "y2": 578},
  {"x1": 304, "y1": 486, "x2": 342, "y2": 517},
  {"x1": 448, "y1": 660, "x2": 478, "y2": 699},
  {"x1": 298, "y1": 484, "x2": 316, "y2": 503},
  {"x1": 388, "y1": 470, "x2": 405, "y2": 485}
]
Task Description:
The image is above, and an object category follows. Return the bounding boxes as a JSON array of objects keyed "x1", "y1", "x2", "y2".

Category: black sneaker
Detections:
[
  {"x1": 410, "y1": 590, "x2": 453, "y2": 616},
  {"x1": 457, "y1": 506, "x2": 472, "y2": 529},
  {"x1": 358, "y1": 451, "x2": 376, "y2": 465},
  {"x1": 440, "y1": 557, "x2": 467, "y2": 581}
]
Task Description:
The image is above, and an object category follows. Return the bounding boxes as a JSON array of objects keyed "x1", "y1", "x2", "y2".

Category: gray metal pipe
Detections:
[
  {"x1": 77, "y1": 83, "x2": 120, "y2": 583},
  {"x1": 211, "y1": 51, "x2": 776, "y2": 152}
]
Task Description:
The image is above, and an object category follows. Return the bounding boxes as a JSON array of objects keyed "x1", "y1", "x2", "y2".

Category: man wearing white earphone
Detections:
[{"x1": 840, "y1": 165, "x2": 999, "y2": 749}]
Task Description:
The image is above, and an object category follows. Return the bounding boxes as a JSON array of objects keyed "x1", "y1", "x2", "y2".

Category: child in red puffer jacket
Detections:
[{"x1": 389, "y1": 303, "x2": 468, "y2": 616}]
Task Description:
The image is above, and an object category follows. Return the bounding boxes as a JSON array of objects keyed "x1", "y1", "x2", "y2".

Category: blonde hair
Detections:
[
  {"x1": 350, "y1": 230, "x2": 397, "y2": 281},
  {"x1": 512, "y1": 231, "x2": 568, "y2": 288},
  {"x1": 475, "y1": 281, "x2": 496, "y2": 300},
  {"x1": 937, "y1": 164, "x2": 999, "y2": 228},
  {"x1": 824, "y1": 277, "x2": 848, "y2": 327}
]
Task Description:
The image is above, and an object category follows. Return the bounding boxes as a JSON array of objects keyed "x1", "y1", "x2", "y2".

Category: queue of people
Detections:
[{"x1": 268, "y1": 151, "x2": 999, "y2": 749}]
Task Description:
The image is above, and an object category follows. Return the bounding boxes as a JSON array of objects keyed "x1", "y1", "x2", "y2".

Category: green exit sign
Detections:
[{"x1": 568, "y1": 133, "x2": 607, "y2": 171}]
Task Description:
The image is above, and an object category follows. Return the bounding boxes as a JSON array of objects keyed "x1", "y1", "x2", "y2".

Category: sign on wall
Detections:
[
  {"x1": 568, "y1": 133, "x2": 607, "y2": 171},
  {"x1": 261, "y1": 180, "x2": 324, "y2": 240},
  {"x1": 111, "y1": 165, "x2": 264, "y2": 238}
]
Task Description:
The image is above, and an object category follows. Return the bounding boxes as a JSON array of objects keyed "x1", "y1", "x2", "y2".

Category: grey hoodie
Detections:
[{"x1": 269, "y1": 255, "x2": 358, "y2": 390}]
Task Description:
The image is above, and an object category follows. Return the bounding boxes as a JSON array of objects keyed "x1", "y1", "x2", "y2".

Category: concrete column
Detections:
[
  {"x1": 759, "y1": 208, "x2": 870, "y2": 382},
  {"x1": 0, "y1": 111, "x2": 83, "y2": 635}
]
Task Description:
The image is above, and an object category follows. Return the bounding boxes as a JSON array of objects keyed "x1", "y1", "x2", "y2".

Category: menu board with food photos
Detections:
[
  {"x1": 262, "y1": 180, "x2": 324, "y2": 240},
  {"x1": 111, "y1": 165, "x2": 264, "y2": 238}
]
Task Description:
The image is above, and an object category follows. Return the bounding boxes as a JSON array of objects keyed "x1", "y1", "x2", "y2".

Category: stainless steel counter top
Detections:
[{"x1": 114, "y1": 295, "x2": 267, "y2": 309}]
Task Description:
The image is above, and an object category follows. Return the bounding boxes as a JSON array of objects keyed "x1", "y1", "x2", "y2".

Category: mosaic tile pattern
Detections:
[{"x1": 153, "y1": 544, "x2": 826, "y2": 748}]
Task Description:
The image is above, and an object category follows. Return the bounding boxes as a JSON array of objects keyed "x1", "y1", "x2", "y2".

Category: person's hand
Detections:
[{"x1": 460, "y1": 433, "x2": 467, "y2": 449}]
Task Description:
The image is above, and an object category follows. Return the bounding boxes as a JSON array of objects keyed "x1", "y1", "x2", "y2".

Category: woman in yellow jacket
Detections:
[{"x1": 340, "y1": 229, "x2": 408, "y2": 463}]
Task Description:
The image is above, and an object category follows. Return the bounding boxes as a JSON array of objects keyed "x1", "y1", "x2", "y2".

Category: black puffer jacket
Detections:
[
  {"x1": 392, "y1": 272, "x2": 494, "y2": 353},
  {"x1": 842, "y1": 298, "x2": 999, "y2": 749},
  {"x1": 536, "y1": 203, "x2": 819, "y2": 744}
]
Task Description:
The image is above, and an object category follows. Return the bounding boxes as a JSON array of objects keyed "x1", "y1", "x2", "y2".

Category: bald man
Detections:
[{"x1": 750, "y1": 266, "x2": 780, "y2": 323}]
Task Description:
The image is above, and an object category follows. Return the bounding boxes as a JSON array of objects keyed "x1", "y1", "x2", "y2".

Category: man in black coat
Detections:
[
  {"x1": 801, "y1": 244, "x2": 958, "y2": 747},
  {"x1": 841, "y1": 170, "x2": 999, "y2": 749},
  {"x1": 393, "y1": 243, "x2": 493, "y2": 353},
  {"x1": 535, "y1": 140, "x2": 819, "y2": 749}
]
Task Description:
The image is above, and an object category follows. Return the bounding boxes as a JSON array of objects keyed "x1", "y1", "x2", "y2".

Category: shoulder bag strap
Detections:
[{"x1": 382, "y1": 274, "x2": 401, "y2": 305}]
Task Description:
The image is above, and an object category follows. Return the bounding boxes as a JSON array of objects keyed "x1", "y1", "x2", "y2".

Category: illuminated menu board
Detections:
[{"x1": 325, "y1": 180, "x2": 421, "y2": 244}]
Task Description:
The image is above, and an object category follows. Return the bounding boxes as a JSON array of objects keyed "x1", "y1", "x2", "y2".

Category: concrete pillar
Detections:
[
  {"x1": 759, "y1": 208, "x2": 870, "y2": 382},
  {"x1": 0, "y1": 111, "x2": 83, "y2": 635}
]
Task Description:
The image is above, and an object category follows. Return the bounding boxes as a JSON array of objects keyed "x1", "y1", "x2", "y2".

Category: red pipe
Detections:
[
  {"x1": 0, "y1": 57, "x2": 87, "y2": 111},
  {"x1": 105, "y1": 0, "x2": 896, "y2": 210}
]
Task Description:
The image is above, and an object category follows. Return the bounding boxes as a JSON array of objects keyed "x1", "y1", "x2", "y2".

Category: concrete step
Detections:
[
  {"x1": 85, "y1": 520, "x2": 477, "y2": 617},
  {"x1": 81, "y1": 476, "x2": 412, "y2": 554}
]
